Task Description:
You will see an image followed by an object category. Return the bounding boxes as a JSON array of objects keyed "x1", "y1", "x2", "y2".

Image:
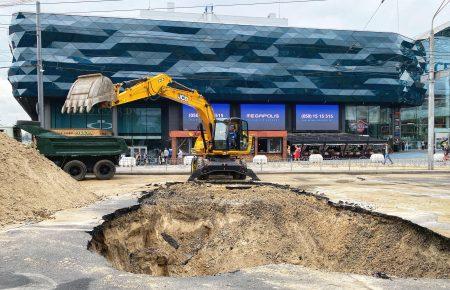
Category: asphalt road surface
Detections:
[{"x1": 1, "y1": 174, "x2": 449, "y2": 289}]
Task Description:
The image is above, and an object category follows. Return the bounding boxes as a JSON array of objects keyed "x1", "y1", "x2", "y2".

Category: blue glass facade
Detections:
[
  {"x1": 401, "y1": 25, "x2": 450, "y2": 148},
  {"x1": 7, "y1": 12, "x2": 430, "y2": 144}
]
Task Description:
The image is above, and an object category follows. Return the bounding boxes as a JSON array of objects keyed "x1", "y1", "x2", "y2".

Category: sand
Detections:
[
  {"x1": 89, "y1": 182, "x2": 450, "y2": 279},
  {"x1": 0, "y1": 133, "x2": 97, "y2": 227}
]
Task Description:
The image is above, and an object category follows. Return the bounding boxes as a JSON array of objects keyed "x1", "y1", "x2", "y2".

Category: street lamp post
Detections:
[
  {"x1": 427, "y1": 0, "x2": 448, "y2": 170},
  {"x1": 36, "y1": 1, "x2": 44, "y2": 128}
]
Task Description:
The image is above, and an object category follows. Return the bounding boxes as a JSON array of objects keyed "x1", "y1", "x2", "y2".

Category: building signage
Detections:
[
  {"x1": 240, "y1": 104, "x2": 285, "y2": 130},
  {"x1": 183, "y1": 103, "x2": 230, "y2": 130},
  {"x1": 296, "y1": 104, "x2": 339, "y2": 131}
]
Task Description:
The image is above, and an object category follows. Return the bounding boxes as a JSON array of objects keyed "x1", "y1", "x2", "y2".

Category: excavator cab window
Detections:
[
  {"x1": 213, "y1": 121, "x2": 228, "y2": 150},
  {"x1": 213, "y1": 119, "x2": 249, "y2": 151}
]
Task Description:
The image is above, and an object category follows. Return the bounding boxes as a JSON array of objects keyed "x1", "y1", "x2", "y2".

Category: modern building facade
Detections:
[
  {"x1": 401, "y1": 23, "x2": 450, "y2": 149},
  {"x1": 8, "y1": 12, "x2": 428, "y2": 156}
]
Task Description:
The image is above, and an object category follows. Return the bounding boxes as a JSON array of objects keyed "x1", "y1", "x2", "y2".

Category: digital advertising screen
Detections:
[
  {"x1": 296, "y1": 104, "x2": 339, "y2": 131},
  {"x1": 183, "y1": 103, "x2": 230, "y2": 130},
  {"x1": 240, "y1": 104, "x2": 286, "y2": 130}
]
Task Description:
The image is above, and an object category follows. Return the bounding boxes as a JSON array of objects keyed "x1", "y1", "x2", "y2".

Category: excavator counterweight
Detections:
[{"x1": 62, "y1": 73, "x2": 259, "y2": 182}]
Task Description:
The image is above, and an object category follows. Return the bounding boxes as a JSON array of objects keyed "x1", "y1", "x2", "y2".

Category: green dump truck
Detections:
[{"x1": 16, "y1": 121, "x2": 128, "y2": 181}]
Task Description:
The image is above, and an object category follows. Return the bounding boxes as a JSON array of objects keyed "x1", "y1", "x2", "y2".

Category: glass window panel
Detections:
[
  {"x1": 258, "y1": 138, "x2": 268, "y2": 153},
  {"x1": 345, "y1": 106, "x2": 357, "y2": 134},
  {"x1": 380, "y1": 107, "x2": 391, "y2": 124},
  {"x1": 118, "y1": 107, "x2": 161, "y2": 134},
  {"x1": 100, "y1": 108, "x2": 112, "y2": 130},
  {"x1": 268, "y1": 138, "x2": 282, "y2": 153},
  {"x1": 435, "y1": 117, "x2": 446, "y2": 128},
  {"x1": 86, "y1": 107, "x2": 105, "y2": 130},
  {"x1": 368, "y1": 106, "x2": 380, "y2": 124},
  {"x1": 145, "y1": 108, "x2": 162, "y2": 134},
  {"x1": 70, "y1": 113, "x2": 86, "y2": 128},
  {"x1": 51, "y1": 103, "x2": 70, "y2": 128},
  {"x1": 135, "y1": 108, "x2": 147, "y2": 133},
  {"x1": 356, "y1": 106, "x2": 368, "y2": 122},
  {"x1": 345, "y1": 106, "x2": 356, "y2": 121}
]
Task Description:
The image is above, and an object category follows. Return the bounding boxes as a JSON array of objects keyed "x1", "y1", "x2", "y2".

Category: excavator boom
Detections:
[{"x1": 62, "y1": 73, "x2": 259, "y2": 181}]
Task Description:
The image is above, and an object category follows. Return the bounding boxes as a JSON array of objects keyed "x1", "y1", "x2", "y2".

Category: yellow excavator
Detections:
[{"x1": 61, "y1": 73, "x2": 259, "y2": 181}]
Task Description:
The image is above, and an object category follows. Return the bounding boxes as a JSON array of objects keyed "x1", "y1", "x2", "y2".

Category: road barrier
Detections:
[{"x1": 116, "y1": 155, "x2": 450, "y2": 174}]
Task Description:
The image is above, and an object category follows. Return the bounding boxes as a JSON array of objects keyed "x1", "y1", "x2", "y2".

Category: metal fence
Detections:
[{"x1": 116, "y1": 156, "x2": 450, "y2": 174}]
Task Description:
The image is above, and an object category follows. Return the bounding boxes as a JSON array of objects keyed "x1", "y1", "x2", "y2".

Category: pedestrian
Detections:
[
  {"x1": 287, "y1": 144, "x2": 292, "y2": 162},
  {"x1": 135, "y1": 152, "x2": 141, "y2": 166},
  {"x1": 177, "y1": 148, "x2": 184, "y2": 164},
  {"x1": 168, "y1": 148, "x2": 173, "y2": 159},
  {"x1": 383, "y1": 143, "x2": 393, "y2": 165},
  {"x1": 159, "y1": 149, "x2": 165, "y2": 165},
  {"x1": 163, "y1": 147, "x2": 169, "y2": 164},
  {"x1": 444, "y1": 144, "x2": 449, "y2": 161},
  {"x1": 143, "y1": 153, "x2": 148, "y2": 166},
  {"x1": 294, "y1": 145, "x2": 301, "y2": 161},
  {"x1": 156, "y1": 148, "x2": 162, "y2": 165},
  {"x1": 441, "y1": 139, "x2": 449, "y2": 161}
]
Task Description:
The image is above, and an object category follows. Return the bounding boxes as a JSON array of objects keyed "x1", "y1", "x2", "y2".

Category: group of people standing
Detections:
[
  {"x1": 134, "y1": 147, "x2": 185, "y2": 166},
  {"x1": 155, "y1": 148, "x2": 184, "y2": 165}
]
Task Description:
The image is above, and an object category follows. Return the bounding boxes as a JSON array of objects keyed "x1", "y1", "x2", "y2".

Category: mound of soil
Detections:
[
  {"x1": 89, "y1": 182, "x2": 450, "y2": 279},
  {"x1": 0, "y1": 133, "x2": 97, "y2": 227}
]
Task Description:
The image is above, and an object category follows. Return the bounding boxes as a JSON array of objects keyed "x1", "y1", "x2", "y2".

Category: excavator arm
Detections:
[{"x1": 62, "y1": 73, "x2": 216, "y2": 153}]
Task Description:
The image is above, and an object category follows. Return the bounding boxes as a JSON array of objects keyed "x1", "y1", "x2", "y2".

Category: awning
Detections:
[{"x1": 288, "y1": 133, "x2": 386, "y2": 145}]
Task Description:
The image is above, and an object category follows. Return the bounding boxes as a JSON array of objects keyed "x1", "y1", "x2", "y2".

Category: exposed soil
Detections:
[
  {"x1": 0, "y1": 133, "x2": 97, "y2": 227},
  {"x1": 88, "y1": 182, "x2": 450, "y2": 279}
]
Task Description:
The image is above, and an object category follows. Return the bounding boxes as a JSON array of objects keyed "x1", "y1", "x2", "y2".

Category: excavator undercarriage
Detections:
[{"x1": 189, "y1": 156, "x2": 259, "y2": 181}]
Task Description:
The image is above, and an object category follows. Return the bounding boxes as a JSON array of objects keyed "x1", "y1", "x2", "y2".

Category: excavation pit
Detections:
[{"x1": 88, "y1": 182, "x2": 450, "y2": 278}]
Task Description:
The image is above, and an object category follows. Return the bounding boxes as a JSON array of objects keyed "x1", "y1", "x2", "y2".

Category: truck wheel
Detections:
[
  {"x1": 63, "y1": 160, "x2": 87, "y2": 181},
  {"x1": 93, "y1": 159, "x2": 116, "y2": 180}
]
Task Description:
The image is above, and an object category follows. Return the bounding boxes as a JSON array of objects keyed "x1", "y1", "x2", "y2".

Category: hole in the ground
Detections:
[{"x1": 88, "y1": 182, "x2": 450, "y2": 278}]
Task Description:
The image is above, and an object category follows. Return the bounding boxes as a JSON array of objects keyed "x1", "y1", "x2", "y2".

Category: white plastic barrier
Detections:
[
  {"x1": 370, "y1": 153, "x2": 385, "y2": 163},
  {"x1": 119, "y1": 157, "x2": 136, "y2": 167},
  {"x1": 309, "y1": 154, "x2": 323, "y2": 163},
  {"x1": 434, "y1": 153, "x2": 445, "y2": 162},
  {"x1": 253, "y1": 155, "x2": 268, "y2": 164},
  {"x1": 183, "y1": 155, "x2": 195, "y2": 165}
]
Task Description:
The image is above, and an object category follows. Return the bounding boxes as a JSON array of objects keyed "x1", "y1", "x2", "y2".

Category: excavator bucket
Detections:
[{"x1": 61, "y1": 73, "x2": 116, "y2": 113}]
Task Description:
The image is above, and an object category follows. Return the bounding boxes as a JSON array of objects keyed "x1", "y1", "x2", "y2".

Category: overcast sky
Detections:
[{"x1": 0, "y1": 0, "x2": 448, "y2": 125}]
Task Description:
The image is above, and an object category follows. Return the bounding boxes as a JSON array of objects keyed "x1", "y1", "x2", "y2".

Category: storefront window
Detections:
[
  {"x1": 346, "y1": 105, "x2": 391, "y2": 138},
  {"x1": 258, "y1": 138, "x2": 282, "y2": 153},
  {"x1": 435, "y1": 116, "x2": 447, "y2": 128},
  {"x1": 345, "y1": 106, "x2": 369, "y2": 135},
  {"x1": 51, "y1": 102, "x2": 112, "y2": 129},
  {"x1": 118, "y1": 107, "x2": 161, "y2": 134},
  {"x1": 401, "y1": 106, "x2": 426, "y2": 148}
]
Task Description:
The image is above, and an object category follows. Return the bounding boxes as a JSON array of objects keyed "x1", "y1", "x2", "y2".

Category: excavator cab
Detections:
[{"x1": 212, "y1": 118, "x2": 249, "y2": 152}]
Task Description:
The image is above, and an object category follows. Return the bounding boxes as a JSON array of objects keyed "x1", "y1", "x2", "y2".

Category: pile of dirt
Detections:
[
  {"x1": 0, "y1": 133, "x2": 97, "y2": 227},
  {"x1": 89, "y1": 182, "x2": 450, "y2": 279}
]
